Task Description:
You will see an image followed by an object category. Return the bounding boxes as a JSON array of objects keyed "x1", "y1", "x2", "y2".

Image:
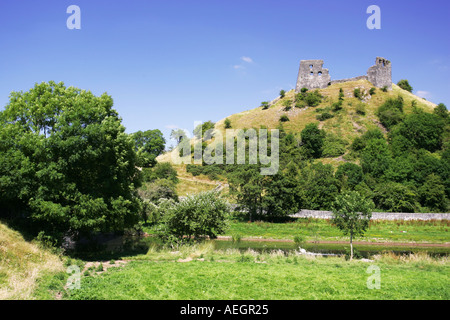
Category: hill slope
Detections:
[
  {"x1": 0, "y1": 221, "x2": 64, "y2": 299},
  {"x1": 158, "y1": 80, "x2": 437, "y2": 170}
]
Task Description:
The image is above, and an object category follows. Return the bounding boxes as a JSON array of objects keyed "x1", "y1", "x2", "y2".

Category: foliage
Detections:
[
  {"x1": 418, "y1": 174, "x2": 447, "y2": 212},
  {"x1": 376, "y1": 96, "x2": 404, "y2": 130},
  {"x1": 224, "y1": 118, "x2": 232, "y2": 128},
  {"x1": 0, "y1": 81, "x2": 142, "y2": 243},
  {"x1": 279, "y1": 115, "x2": 290, "y2": 122},
  {"x1": 360, "y1": 138, "x2": 392, "y2": 178},
  {"x1": 138, "y1": 179, "x2": 178, "y2": 203},
  {"x1": 433, "y1": 103, "x2": 448, "y2": 119},
  {"x1": 279, "y1": 90, "x2": 286, "y2": 98},
  {"x1": 282, "y1": 99, "x2": 292, "y2": 111},
  {"x1": 331, "y1": 191, "x2": 374, "y2": 259},
  {"x1": 193, "y1": 120, "x2": 216, "y2": 139},
  {"x1": 335, "y1": 163, "x2": 363, "y2": 191},
  {"x1": 373, "y1": 182, "x2": 419, "y2": 212},
  {"x1": 142, "y1": 162, "x2": 178, "y2": 183},
  {"x1": 316, "y1": 112, "x2": 334, "y2": 121},
  {"x1": 301, "y1": 123, "x2": 325, "y2": 158},
  {"x1": 297, "y1": 162, "x2": 339, "y2": 210},
  {"x1": 322, "y1": 132, "x2": 347, "y2": 157},
  {"x1": 158, "y1": 191, "x2": 230, "y2": 243},
  {"x1": 261, "y1": 101, "x2": 270, "y2": 110},
  {"x1": 397, "y1": 79, "x2": 413, "y2": 92},
  {"x1": 369, "y1": 87, "x2": 376, "y2": 95},
  {"x1": 389, "y1": 111, "x2": 445, "y2": 153},
  {"x1": 132, "y1": 129, "x2": 165, "y2": 167}
]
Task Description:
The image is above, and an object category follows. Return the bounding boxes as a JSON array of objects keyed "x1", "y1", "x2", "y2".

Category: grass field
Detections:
[
  {"x1": 223, "y1": 218, "x2": 450, "y2": 244},
  {"x1": 64, "y1": 243, "x2": 449, "y2": 300}
]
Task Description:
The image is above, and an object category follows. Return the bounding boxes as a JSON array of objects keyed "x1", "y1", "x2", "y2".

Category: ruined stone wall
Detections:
[
  {"x1": 295, "y1": 60, "x2": 331, "y2": 92},
  {"x1": 330, "y1": 75, "x2": 368, "y2": 85},
  {"x1": 367, "y1": 57, "x2": 392, "y2": 90}
]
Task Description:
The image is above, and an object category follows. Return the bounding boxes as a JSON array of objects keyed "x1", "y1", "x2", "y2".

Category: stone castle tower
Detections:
[{"x1": 295, "y1": 57, "x2": 392, "y2": 92}]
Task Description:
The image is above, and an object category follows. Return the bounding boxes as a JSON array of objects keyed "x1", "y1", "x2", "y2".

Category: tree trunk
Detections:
[{"x1": 350, "y1": 232, "x2": 353, "y2": 261}]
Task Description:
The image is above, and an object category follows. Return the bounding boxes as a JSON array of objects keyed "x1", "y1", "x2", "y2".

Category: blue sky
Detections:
[{"x1": 1, "y1": 0, "x2": 449, "y2": 148}]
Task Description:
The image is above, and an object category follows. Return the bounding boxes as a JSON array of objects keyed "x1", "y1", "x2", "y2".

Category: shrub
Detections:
[
  {"x1": 282, "y1": 99, "x2": 292, "y2": 111},
  {"x1": 316, "y1": 112, "x2": 334, "y2": 121},
  {"x1": 279, "y1": 115, "x2": 290, "y2": 122},
  {"x1": 304, "y1": 90, "x2": 323, "y2": 107},
  {"x1": 369, "y1": 87, "x2": 376, "y2": 95},
  {"x1": 279, "y1": 90, "x2": 286, "y2": 98},
  {"x1": 332, "y1": 101, "x2": 343, "y2": 112},
  {"x1": 224, "y1": 118, "x2": 232, "y2": 129},
  {"x1": 322, "y1": 133, "x2": 347, "y2": 157},
  {"x1": 158, "y1": 191, "x2": 230, "y2": 243},
  {"x1": 138, "y1": 179, "x2": 178, "y2": 203},
  {"x1": 381, "y1": 86, "x2": 388, "y2": 92},
  {"x1": 373, "y1": 182, "x2": 419, "y2": 212},
  {"x1": 397, "y1": 79, "x2": 413, "y2": 92},
  {"x1": 142, "y1": 162, "x2": 178, "y2": 183},
  {"x1": 339, "y1": 88, "x2": 344, "y2": 101},
  {"x1": 261, "y1": 101, "x2": 269, "y2": 110},
  {"x1": 376, "y1": 96, "x2": 404, "y2": 129},
  {"x1": 353, "y1": 88, "x2": 362, "y2": 100}
]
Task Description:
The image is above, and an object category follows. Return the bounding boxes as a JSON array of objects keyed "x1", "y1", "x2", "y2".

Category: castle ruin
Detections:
[{"x1": 295, "y1": 57, "x2": 392, "y2": 92}]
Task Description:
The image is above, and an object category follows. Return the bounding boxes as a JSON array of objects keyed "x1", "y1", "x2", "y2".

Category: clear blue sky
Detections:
[{"x1": 1, "y1": 0, "x2": 449, "y2": 148}]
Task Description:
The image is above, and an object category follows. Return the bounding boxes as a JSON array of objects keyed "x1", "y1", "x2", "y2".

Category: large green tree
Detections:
[
  {"x1": 132, "y1": 129, "x2": 166, "y2": 167},
  {"x1": 0, "y1": 81, "x2": 142, "y2": 243}
]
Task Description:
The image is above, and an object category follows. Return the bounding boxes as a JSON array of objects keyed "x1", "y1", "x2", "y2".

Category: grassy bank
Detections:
[{"x1": 223, "y1": 218, "x2": 450, "y2": 244}]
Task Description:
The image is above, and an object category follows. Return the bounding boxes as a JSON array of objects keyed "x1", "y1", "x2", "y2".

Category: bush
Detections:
[
  {"x1": 369, "y1": 87, "x2": 376, "y2": 95},
  {"x1": 301, "y1": 123, "x2": 326, "y2": 158},
  {"x1": 353, "y1": 88, "x2": 362, "y2": 100},
  {"x1": 316, "y1": 112, "x2": 334, "y2": 121},
  {"x1": 282, "y1": 99, "x2": 292, "y2": 111},
  {"x1": 279, "y1": 90, "x2": 286, "y2": 98},
  {"x1": 397, "y1": 79, "x2": 413, "y2": 92},
  {"x1": 332, "y1": 101, "x2": 343, "y2": 112},
  {"x1": 279, "y1": 115, "x2": 290, "y2": 122},
  {"x1": 142, "y1": 162, "x2": 178, "y2": 183},
  {"x1": 158, "y1": 191, "x2": 231, "y2": 243},
  {"x1": 261, "y1": 101, "x2": 269, "y2": 110},
  {"x1": 224, "y1": 118, "x2": 232, "y2": 129},
  {"x1": 373, "y1": 182, "x2": 419, "y2": 212},
  {"x1": 138, "y1": 179, "x2": 178, "y2": 203},
  {"x1": 376, "y1": 96, "x2": 404, "y2": 129},
  {"x1": 322, "y1": 133, "x2": 347, "y2": 157},
  {"x1": 304, "y1": 90, "x2": 323, "y2": 107}
]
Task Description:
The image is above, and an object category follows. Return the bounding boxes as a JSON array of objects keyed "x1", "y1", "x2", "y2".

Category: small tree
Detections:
[
  {"x1": 261, "y1": 101, "x2": 270, "y2": 110},
  {"x1": 279, "y1": 90, "x2": 286, "y2": 98},
  {"x1": 331, "y1": 191, "x2": 374, "y2": 260}
]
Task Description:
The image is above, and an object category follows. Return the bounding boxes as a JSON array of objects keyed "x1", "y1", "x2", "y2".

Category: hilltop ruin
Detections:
[{"x1": 295, "y1": 57, "x2": 392, "y2": 92}]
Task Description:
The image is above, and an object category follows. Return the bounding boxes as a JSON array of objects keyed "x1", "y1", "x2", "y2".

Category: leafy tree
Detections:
[
  {"x1": 0, "y1": 81, "x2": 142, "y2": 243},
  {"x1": 373, "y1": 182, "x2": 418, "y2": 212},
  {"x1": 335, "y1": 163, "x2": 363, "y2": 191},
  {"x1": 132, "y1": 129, "x2": 165, "y2": 167},
  {"x1": 301, "y1": 123, "x2": 326, "y2": 158},
  {"x1": 418, "y1": 174, "x2": 447, "y2": 212},
  {"x1": 397, "y1": 79, "x2": 413, "y2": 92},
  {"x1": 170, "y1": 129, "x2": 188, "y2": 145},
  {"x1": 193, "y1": 120, "x2": 215, "y2": 139},
  {"x1": 279, "y1": 90, "x2": 286, "y2": 98},
  {"x1": 297, "y1": 162, "x2": 339, "y2": 210},
  {"x1": 331, "y1": 191, "x2": 374, "y2": 260},
  {"x1": 360, "y1": 138, "x2": 392, "y2": 178},
  {"x1": 390, "y1": 111, "x2": 445, "y2": 152}
]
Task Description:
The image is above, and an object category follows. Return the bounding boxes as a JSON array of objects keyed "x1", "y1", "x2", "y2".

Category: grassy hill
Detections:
[
  {"x1": 0, "y1": 221, "x2": 65, "y2": 299},
  {"x1": 157, "y1": 80, "x2": 438, "y2": 181}
]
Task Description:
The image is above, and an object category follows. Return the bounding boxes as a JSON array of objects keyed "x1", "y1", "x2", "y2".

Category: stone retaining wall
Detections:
[{"x1": 290, "y1": 209, "x2": 450, "y2": 220}]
